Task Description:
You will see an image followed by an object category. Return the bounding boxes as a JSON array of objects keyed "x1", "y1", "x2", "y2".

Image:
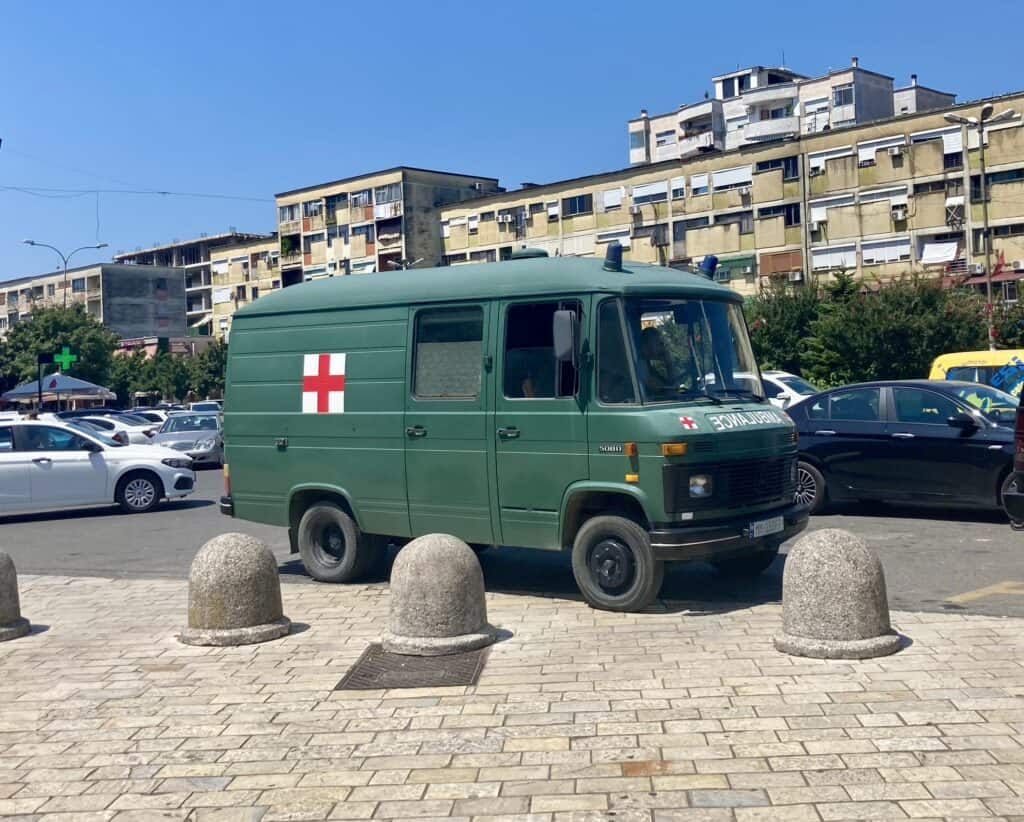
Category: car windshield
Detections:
[
  {"x1": 621, "y1": 297, "x2": 762, "y2": 403},
  {"x1": 947, "y1": 364, "x2": 1024, "y2": 396},
  {"x1": 778, "y1": 375, "x2": 821, "y2": 395},
  {"x1": 65, "y1": 420, "x2": 123, "y2": 447},
  {"x1": 160, "y1": 414, "x2": 220, "y2": 433},
  {"x1": 950, "y1": 384, "x2": 1019, "y2": 423}
]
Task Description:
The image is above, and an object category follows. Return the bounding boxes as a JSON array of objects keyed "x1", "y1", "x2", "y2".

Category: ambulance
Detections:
[{"x1": 220, "y1": 247, "x2": 807, "y2": 611}]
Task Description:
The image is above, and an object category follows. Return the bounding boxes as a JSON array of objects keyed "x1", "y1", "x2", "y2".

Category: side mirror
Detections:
[
  {"x1": 85, "y1": 441, "x2": 103, "y2": 453},
  {"x1": 553, "y1": 310, "x2": 579, "y2": 365},
  {"x1": 947, "y1": 412, "x2": 979, "y2": 432}
]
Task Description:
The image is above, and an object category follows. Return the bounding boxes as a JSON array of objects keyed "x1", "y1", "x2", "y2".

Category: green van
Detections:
[{"x1": 220, "y1": 250, "x2": 807, "y2": 611}]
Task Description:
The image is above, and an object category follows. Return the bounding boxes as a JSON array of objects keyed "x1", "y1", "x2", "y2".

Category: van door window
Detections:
[
  {"x1": 504, "y1": 301, "x2": 582, "y2": 399},
  {"x1": 597, "y1": 299, "x2": 636, "y2": 404},
  {"x1": 413, "y1": 307, "x2": 484, "y2": 398}
]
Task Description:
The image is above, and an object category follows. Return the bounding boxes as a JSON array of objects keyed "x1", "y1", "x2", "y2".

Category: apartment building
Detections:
[
  {"x1": 274, "y1": 167, "x2": 502, "y2": 285},
  {"x1": 441, "y1": 92, "x2": 1024, "y2": 300},
  {"x1": 209, "y1": 234, "x2": 280, "y2": 341},
  {"x1": 629, "y1": 58, "x2": 955, "y2": 165},
  {"x1": 114, "y1": 231, "x2": 276, "y2": 337},
  {"x1": 0, "y1": 264, "x2": 185, "y2": 339}
]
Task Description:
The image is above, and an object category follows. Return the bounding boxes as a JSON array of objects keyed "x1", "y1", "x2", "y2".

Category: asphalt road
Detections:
[{"x1": 3, "y1": 470, "x2": 1023, "y2": 618}]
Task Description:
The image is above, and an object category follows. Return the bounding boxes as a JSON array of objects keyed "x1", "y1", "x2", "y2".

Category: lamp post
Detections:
[
  {"x1": 945, "y1": 105, "x2": 1017, "y2": 350},
  {"x1": 22, "y1": 240, "x2": 109, "y2": 308}
]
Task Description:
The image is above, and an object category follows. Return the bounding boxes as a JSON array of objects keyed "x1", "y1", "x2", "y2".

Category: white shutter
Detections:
[
  {"x1": 690, "y1": 173, "x2": 709, "y2": 192},
  {"x1": 562, "y1": 233, "x2": 596, "y2": 256},
  {"x1": 213, "y1": 288, "x2": 233, "y2": 305},
  {"x1": 812, "y1": 245, "x2": 857, "y2": 270},
  {"x1": 808, "y1": 147, "x2": 853, "y2": 171},
  {"x1": 441, "y1": 221, "x2": 450, "y2": 238},
  {"x1": 211, "y1": 260, "x2": 229, "y2": 275},
  {"x1": 547, "y1": 202, "x2": 560, "y2": 218},
  {"x1": 602, "y1": 188, "x2": 623, "y2": 210},
  {"x1": 862, "y1": 237, "x2": 910, "y2": 264},
  {"x1": 711, "y1": 165, "x2": 753, "y2": 189},
  {"x1": 920, "y1": 241, "x2": 959, "y2": 264},
  {"x1": 597, "y1": 229, "x2": 631, "y2": 249},
  {"x1": 856, "y1": 136, "x2": 906, "y2": 164},
  {"x1": 670, "y1": 176, "x2": 686, "y2": 197},
  {"x1": 942, "y1": 130, "x2": 963, "y2": 154},
  {"x1": 860, "y1": 186, "x2": 909, "y2": 206},
  {"x1": 449, "y1": 216, "x2": 467, "y2": 227},
  {"x1": 809, "y1": 195, "x2": 855, "y2": 222},
  {"x1": 467, "y1": 215, "x2": 479, "y2": 230},
  {"x1": 632, "y1": 181, "x2": 668, "y2": 200}
]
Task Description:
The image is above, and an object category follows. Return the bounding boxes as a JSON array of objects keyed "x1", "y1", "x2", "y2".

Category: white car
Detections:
[
  {"x1": 131, "y1": 409, "x2": 169, "y2": 425},
  {"x1": 77, "y1": 415, "x2": 156, "y2": 445},
  {"x1": 189, "y1": 400, "x2": 222, "y2": 413},
  {"x1": 760, "y1": 370, "x2": 821, "y2": 409},
  {"x1": 0, "y1": 419, "x2": 196, "y2": 516}
]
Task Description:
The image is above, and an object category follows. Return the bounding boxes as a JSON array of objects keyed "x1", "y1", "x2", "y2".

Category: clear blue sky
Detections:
[{"x1": 2, "y1": 0, "x2": 1021, "y2": 281}]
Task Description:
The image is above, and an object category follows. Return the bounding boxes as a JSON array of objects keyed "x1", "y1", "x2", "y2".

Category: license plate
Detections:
[{"x1": 750, "y1": 515, "x2": 784, "y2": 539}]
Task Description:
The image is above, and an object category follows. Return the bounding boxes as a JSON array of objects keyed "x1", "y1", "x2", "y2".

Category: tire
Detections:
[
  {"x1": 296, "y1": 502, "x2": 371, "y2": 583},
  {"x1": 116, "y1": 471, "x2": 163, "y2": 514},
  {"x1": 571, "y1": 515, "x2": 665, "y2": 612},
  {"x1": 795, "y1": 461, "x2": 826, "y2": 515},
  {"x1": 713, "y1": 543, "x2": 781, "y2": 577},
  {"x1": 999, "y1": 471, "x2": 1017, "y2": 518}
]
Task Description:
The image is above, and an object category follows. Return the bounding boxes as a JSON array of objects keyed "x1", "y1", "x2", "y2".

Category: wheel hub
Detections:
[
  {"x1": 795, "y1": 467, "x2": 816, "y2": 507},
  {"x1": 589, "y1": 538, "x2": 636, "y2": 594},
  {"x1": 320, "y1": 524, "x2": 346, "y2": 562}
]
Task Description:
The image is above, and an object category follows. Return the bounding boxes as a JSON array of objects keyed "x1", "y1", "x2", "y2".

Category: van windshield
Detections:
[{"x1": 621, "y1": 297, "x2": 763, "y2": 404}]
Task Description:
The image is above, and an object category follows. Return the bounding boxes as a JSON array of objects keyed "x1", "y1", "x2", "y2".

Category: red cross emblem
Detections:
[
  {"x1": 679, "y1": 416, "x2": 699, "y2": 430},
  {"x1": 302, "y1": 353, "x2": 346, "y2": 414}
]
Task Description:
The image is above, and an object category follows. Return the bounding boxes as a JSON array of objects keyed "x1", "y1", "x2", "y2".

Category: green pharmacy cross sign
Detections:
[{"x1": 54, "y1": 346, "x2": 78, "y2": 370}]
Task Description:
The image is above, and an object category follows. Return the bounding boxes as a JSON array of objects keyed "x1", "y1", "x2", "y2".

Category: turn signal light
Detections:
[
  {"x1": 660, "y1": 442, "x2": 688, "y2": 457},
  {"x1": 625, "y1": 473, "x2": 640, "y2": 483},
  {"x1": 623, "y1": 442, "x2": 638, "y2": 457}
]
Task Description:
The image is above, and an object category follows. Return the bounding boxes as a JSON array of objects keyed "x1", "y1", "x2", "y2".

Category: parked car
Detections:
[
  {"x1": 0, "y1": 419, "x2": 195, "y2": 515},
  {"x1": 56, "y1": 408, "x2": 125, "y2": 420},
  {"x1": 151, "y1": 412, "x2": 223, "y2": 466},
  {"x1": 189, "y1": 400, "x2": 222, "y2": 413},
  {"x1": 76, "y1": 415, "x2": 156, "y2": 445},
  {"x1": 131, "y1": 409, "x2": 169, "y2": 424},
  {"x1": 1005, "y1": 391, "x2": 1024, "y2": 530},
  {"x1": 930, "y1": 350, "x2": 1024, "y2": 397},
  {"x1": 788, "y1": 380, "x2": 1019, "y2": 516},
  {"x1": 732, "y1": 370, "x2": 820, "y2": 409}
]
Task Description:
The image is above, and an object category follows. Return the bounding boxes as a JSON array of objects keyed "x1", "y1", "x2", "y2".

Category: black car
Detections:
[
  {"x1": 787, "y1": 380, "x2": 1018, "y2": 516},
  {"x1": 1005, "y1": 391, "x2": 1024, "y2": 529}
]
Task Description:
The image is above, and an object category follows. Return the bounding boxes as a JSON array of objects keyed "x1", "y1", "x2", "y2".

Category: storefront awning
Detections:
[{"x1": 964, "y1": 271, "x2": 1024, "y2": 286}]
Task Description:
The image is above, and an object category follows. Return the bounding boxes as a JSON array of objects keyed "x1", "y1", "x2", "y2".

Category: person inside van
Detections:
[{"x1": 638, "y1": 328, "x2": 678, "y2": 400}]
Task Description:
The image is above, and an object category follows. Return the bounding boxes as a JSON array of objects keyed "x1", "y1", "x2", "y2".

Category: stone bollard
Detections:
[
  {"x1": 180, "y1": 533, "x2": 291, "y2": 646},
  {"x1": 774, "y1": 528, "x2": 902, "y2": 659},
  {"x1": 0, "y1": 552, "x2": 30, "y2": 642},
  {"x1": 383, "y1": 533, "x2": 496, "y2": 656}
]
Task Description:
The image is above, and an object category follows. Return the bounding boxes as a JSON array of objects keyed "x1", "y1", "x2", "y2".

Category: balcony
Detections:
[
  {"x1": 743, "y1": 116, "x2": 799, "y2": 141},
  {"x1": 741, "y1": 83, "x2": 798, "y2": 107},
  {"x1": 374, "y1": 201, "x2": 403, "y2": 220},
  {"x1": 302, "y1": 215, "x2": 325, "y2": 233},
  {"x1": 280, "y1": 219, "x2": 301, "y2": 235},
  {"x1": 350, "y1": 204, "x2": 375, "y2": 223},
  {"x1": 280, "y1": 252, "x2": 302, "y2": 267},
  {"x1": 679, "y1": 131, "x2": 718, "y2": 157},
  {"x1": 678, "y1": 99, "x2": 717, "y2": 124}
]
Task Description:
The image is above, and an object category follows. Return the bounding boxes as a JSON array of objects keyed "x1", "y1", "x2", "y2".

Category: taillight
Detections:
[
  {"x1": 143, "y1": 429, "x2": 155, "y2": 438},
  {"x1": 223, "y1": 463, "x2": 231, "y2": 496}
]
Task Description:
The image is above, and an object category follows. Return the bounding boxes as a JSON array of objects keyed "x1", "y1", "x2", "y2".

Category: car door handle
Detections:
[
  {"x1": 497, "y1": 427, "x2": 521, "y2": 439},
  {"x1": 31, "y1": 457, "x2": 52, "y2": 464},
  {"x1": 405, "y1": 425, "x2": 427, "y2": 438},
  {"x1": 891, "y1": 432, "x2": 915, "y2": 439},
  {"x1": 813, "y1": 429, "x2": 836, "y2": 436}
]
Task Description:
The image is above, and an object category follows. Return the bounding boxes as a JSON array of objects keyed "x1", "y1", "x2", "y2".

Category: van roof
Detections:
[
  {"x1": 235, "y1": 256, "x2": 738, "y2": 319},
  {"x1": 932, "y1": 350, "x2": 1024, "y2": 368}
]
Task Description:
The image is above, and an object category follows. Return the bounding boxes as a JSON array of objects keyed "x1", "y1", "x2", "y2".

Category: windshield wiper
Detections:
[
  {"x1": 713, "y1": 389, "x2": 767, "y2": 403},
  {"x1": 678, "y1": 388, "x2": 723, "y2": 404}
]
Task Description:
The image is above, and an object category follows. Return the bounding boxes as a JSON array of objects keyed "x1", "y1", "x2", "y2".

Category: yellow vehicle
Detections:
[{"x1": 929, "y1": 350, "x2": 1024, "y2": 398}]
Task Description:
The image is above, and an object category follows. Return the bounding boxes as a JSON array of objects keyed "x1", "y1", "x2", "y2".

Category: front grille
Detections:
[{"x1": 663, "y1": 455, "x2": 796, "y2": 512}]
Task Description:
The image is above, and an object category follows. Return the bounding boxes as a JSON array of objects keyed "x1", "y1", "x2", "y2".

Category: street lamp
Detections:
[
  {"x1": 945, "y1": 105, "x2": 1017, "y2": 350},
  {"x1": 22, "y1": 240, "x2": 109, "y2": 309}
]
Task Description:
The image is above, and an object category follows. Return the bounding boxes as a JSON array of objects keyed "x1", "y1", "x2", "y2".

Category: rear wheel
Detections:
[
  {"x1": 796, "y1": 461, "x2": 826, "y2": 515},
  {"x1": 116, "y1": 471, "x2": 163, "y2": 514},
  {"x1": 297, "y1": 502, "x2": 376, "y2": 583},
  {"x1": 571, "y1": 515, "x2": 664, "y2": 612},
  {"x1": 1000, "y1": 472, "x2": 1019, "y2": 523},
  {"x1": 713, "y1": 543, "x2": 781, "y2": 577}
]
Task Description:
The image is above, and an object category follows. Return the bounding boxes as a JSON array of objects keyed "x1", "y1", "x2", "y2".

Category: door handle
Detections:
[
  {"x1": 813, "y1": 430, "x2": 836, "y2": 436},
  {"x1": 891, "y1": 432, "x2": 915, "y2": 439},
  {"x1": 497, "y1": 426, "x2": 520, "y2": 439},
  {"x1": 405, "y1": 425, "x2": 427, "y2": 438},
  {"x1": 32, "y1": 457, "x2": 52, "y2": 464}
]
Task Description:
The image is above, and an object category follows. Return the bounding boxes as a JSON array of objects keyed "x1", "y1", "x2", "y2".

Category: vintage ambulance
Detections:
[{"x1": 220, "y1": 247, "x2": 807, "y2": 611}]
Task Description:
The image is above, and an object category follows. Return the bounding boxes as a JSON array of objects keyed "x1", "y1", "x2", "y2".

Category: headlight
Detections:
[
  {"x1": 689, "y1": 474, "x2": 713, "y2": 498},
  {"x1": 194, "y1": 438, "x2": 217, "y2": 451},
  {"x1": 162, "y1": 457, "x2": 193, "y2": 469}
]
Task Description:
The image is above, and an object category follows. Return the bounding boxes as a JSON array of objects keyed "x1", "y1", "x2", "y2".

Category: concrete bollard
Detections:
[
  {"x1": 0, "y1": 552, "x2": 30, "y2": 642},
  {"x1": 383, "y1": 533, "x2": 496, "y2": 656},
  {"x1": 774, "y1": 528, "x2": 902, "y2": 659},
  {"x1": 180, "y1": 533, "x2": 291, "y2": 646}
]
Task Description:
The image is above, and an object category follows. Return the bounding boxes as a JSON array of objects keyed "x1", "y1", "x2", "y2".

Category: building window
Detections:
[
  {"x1": 655, "y1": 130, "x2": 676, "y2": 147},
  {"x1": 71, "y1": 278, "x2": 86, "y2": 293},
  {"x1": 279, "y1": 204, "x2": 300, "y2": 223},
  {"x1": 602, "y1": 188, "x2": 624, "y2": 211},
  {"x1": 529, "y1": 202, "x2": 545, "y2": 216},
  {"x1": 721, "y1": 77, "x2": 736, "y2": 99},
  {"x1": 480, "y1": 211, "x2": 495, "y2": 222},
  {"x1": 755, "y1": 156, "x2": 799, "y2": 181},
  {"x1": 413, "y1": 307, "x2": 484, "y2": 399},
  {"x1": 272, "y1": 279, "x2": 281, "y2": 289},
  {"x1": 504, "y1": 301, "x2": 582, "y2": 399},
  {"x1": 629, "y1": 131, "x2": 647, "y2": 151},
  {"x1": 374, "y1": 182, "x2": 402, "y2": 204},
  {"x1": 467, "y1": 215, "x2": 479, "y2": 235},
  {"x1": 715, "y1": 211, "x2": 754, "y2": 235},
  {"x1": 47, "y1": 284, "x2": 55, "y2": 297},
  {"x1": 632, "y1": 182, "x2": 668, "y2": 205},
  {"x1": 861, "y1": 237, "x2": 911, "y2": 265},
  {"x1": 443, "y1": 253, "x2": 467, "y2": 266},
  {"x1": 757, "y1": 203, "x2": 801, "y2": 227},
  {"x1": 671, "y1": 177, "x2": 685, "y2": 199},
  {"x1": 562, "y1": 194, "x2": 593, "y2": 217},
  {"x1": 944, "y1": 152, "x2": 964, "y2": 170},
  {"x1": 350, "y1": 189, "x2": 372, "y2": 208},
  {"x1": 302, "y1": 200, "x2": 323, "y2": 218},
  {"x1": 690, "y1": 174, "x2": 709, "y2": 197},
  {"x1": 469, "y1": 250, "x2": 496, "y2": 263},
  {"x1": 832, "y1": 84, "x2": 854, "y2": 107},
  {"x1": 546, "y1": 201, "x2": 560, "y2": 221}
]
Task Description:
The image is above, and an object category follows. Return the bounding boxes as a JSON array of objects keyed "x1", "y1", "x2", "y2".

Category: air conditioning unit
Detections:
[
  {"x1": 738, "y1": 186, "x2": 751, "y2": 196},
  {"x1": 809, "y1": 167, "x2": 824, "y2": 177},
  {"x1": 888, "y1": 145, "x2": 904, "y2": 157},
  {"x1": 809, "y1": 221, "x2": 822, "y2": 232},
  {"x1": 741, "y1": 265, "x2": 754, "y2": 275},
  {"x1": 891, "y1": 205, "x2": 908, "y2": 221},
  {"x1": 1013, "y1": 260, "x2": 1024, "y2": 271},
  {"x1": 969, "y1": 264, "x2": 985, "y2": 274},
  {"x1": 630, "y1": 204, "x2": 642, "y2": 215},
  {"x1": 788, "y1": 270, "x2": 804, "y2": 282}
]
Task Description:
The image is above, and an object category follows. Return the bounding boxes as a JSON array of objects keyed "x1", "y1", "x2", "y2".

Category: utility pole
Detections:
[{"x1": 946, "y1": 104, "x2": 1017, "y2": 350}]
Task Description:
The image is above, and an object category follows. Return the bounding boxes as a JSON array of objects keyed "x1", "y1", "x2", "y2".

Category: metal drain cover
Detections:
[{"x1": 336, "y1": 643, "x2": 490, "y2": 690}]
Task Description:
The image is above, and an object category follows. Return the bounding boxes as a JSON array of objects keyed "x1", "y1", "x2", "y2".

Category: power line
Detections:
[{"x1": 0, "y1": 184, "x2": 272, "y2": 203}]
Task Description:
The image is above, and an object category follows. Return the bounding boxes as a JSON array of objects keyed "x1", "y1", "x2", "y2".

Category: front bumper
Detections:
[
  {"x1": 167, "y1": 471, "x2": 196, "y2": 498},
  {"x1": 1004, "y1": 473, "x2": 1024, "y2": 526},
  {"x1": 649, "y1": 501, "x2": 809, "y2": 561}
]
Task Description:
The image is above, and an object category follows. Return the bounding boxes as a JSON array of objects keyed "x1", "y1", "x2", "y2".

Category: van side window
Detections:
[
  {"x1": 504, "y1": 301, "x2": 581, "y2": 399},
  {"x1": 597, "y1": 300, "x2": 636, "y2": 404},
  {"x1": 0, "y1": 426, "x2": 12, "y2": 452},
  {"x1": 413, "y1": 307, "x2": 484, "y2": 399}
]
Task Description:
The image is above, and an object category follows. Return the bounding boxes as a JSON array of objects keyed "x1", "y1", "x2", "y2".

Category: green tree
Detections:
[
  {"x1": 743, "y1": 276, "x2": 823, "y2": 375},
  {"x1": 189, "y1": 339, "x2": 228, "y2": 399},
  {"x1": 0, "y1": 306, "x2": 120, "y2": 390}
]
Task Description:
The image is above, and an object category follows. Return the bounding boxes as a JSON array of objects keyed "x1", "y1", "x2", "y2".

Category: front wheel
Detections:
[
  {"x1": 116, "y1": 471, "x2": 163, "y2": 514},
  {"x1": 795, "y1": 461, "x2": 826, "y2": 515},
  {"x1": 1000, "y1": 472, "x2": 1021, "y2": 526},
  {"x1": 571, "y1": 515, "x2": 664, "y2": 612}
]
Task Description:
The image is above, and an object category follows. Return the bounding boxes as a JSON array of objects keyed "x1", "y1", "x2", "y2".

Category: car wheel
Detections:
[
  {"x1": 116, "y1": 471, "x2": 163, "y2": 514},
  {"x1": 1000, "y1": 472, "x2": 1018, "y2": 518},
  {"x1": 571, "y1": 515, "x2": 664, "y2": 612},
  {"x1": 296, "y1": 502, "x2": 372, "y2": 583},
  {"x1": 796, "y1": 461, "x2": 826, "y2": 515},
  {"x1": 713, "y1": 542, "x2": 781, "y2": 577}
]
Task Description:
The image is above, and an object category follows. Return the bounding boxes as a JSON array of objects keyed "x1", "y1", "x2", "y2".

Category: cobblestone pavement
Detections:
[{"x1": 2, "y1": 575, "x2": 1024, "y2": 821}]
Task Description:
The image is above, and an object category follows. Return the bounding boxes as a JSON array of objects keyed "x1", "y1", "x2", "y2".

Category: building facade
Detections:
[
  {"x1": 114, "y1": 231, "x2": 276, "y2": 337},
  {"x1": 629, "y1": 59, "x2": 956, "y2": 165},
  {"x1": 274, "y1": 167, "x2": 502, "y2": 286},
  {"x1": 0, "y1": 264, "x2": 186, "y2": 339},
  {"x1": 209, "y1": 234, "x2": 280, "y2": 341},
  {"x1": 442, "y1": 93, "x2": 1024, "y2": 300}
]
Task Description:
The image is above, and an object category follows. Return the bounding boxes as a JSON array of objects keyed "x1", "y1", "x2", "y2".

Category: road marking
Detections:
[{"x1": 948, "y1": 580, "x2": 1024, "y2": 605}]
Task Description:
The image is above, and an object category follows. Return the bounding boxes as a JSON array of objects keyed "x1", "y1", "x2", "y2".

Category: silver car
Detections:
[{"x1": 151, "y1": 412, "x2": 223, "y2": 467}]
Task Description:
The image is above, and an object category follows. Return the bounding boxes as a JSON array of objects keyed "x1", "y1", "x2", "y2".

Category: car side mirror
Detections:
[
  {"x1": 947, "y1": 412, "x2": 979, "y2": 432},
  {"x1": 553, "y1": 310, "x2": 579, "y2": 365},
  {"x1": 85, "y1": 441, "x2": 103, "y2": 453}
]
